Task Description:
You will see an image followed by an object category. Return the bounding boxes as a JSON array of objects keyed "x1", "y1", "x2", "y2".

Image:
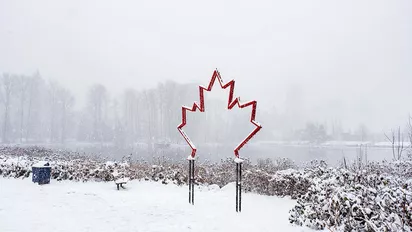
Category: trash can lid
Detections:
[{"x1": 32, "y1": 161, "x2": 50, "y2": 168}]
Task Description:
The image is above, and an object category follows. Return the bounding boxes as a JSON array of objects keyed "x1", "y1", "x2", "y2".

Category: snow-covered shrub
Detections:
[
  {"x1": 243, "y1": 168, "x2": 311, "y2": 199},
  {"x1": 0, "y1": 147, "x2": 293, "y2": 191},
  {"x1": 289, "y1": 162, "x2": 412, "y2": 231},
  {"x1": 0, "y1": 146, "x2": 190, "y2": 185},
  {"x1": 202, "y1": 158, "x2": 238, "y2": 187},
  {"x1": 256, "y1": 157, "x2": 297, "y2": 174}
]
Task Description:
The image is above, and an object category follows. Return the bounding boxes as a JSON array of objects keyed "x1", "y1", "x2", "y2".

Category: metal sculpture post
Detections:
[
  {"x1": 235, "y1": 158, "x2": 243, "y2": 212},
  {"x1": 177, "y1": 69, "x2": 262, "y2": 210},
  {"x1": 188, "y1": 156, "x2": 195, "y2": 205}
]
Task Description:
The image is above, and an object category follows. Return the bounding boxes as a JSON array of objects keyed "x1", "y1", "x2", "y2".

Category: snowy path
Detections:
[{"x1": 0, "y1": 178, "x2": 313, "y2": 232}]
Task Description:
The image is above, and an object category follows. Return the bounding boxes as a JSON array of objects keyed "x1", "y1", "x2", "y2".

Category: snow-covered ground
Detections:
[{"x1": 0, "y1": 178, "x2": 316, "y2": 232}]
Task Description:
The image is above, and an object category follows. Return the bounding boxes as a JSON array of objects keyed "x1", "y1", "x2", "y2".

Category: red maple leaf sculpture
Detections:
[{"x1": 177, "y1": 69, "x2": 262, "y2": 159}]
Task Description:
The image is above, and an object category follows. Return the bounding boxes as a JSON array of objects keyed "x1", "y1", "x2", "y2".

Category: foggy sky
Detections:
[{"x1": 1, "y1": 0, "x2": 411, "y2": 132}]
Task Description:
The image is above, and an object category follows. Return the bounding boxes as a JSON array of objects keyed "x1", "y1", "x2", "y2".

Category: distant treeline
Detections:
[
  {"x1": 0, "y1": 72, "x2": 263, "y2": 146},
  {"x1": 1, "y1": 72, "x2": 393, "y2": 147}
]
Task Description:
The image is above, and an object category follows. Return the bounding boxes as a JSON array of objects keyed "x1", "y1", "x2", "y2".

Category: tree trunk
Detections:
[{"x1": 20, "y1": 96, "x2": 24, "y2": 143}]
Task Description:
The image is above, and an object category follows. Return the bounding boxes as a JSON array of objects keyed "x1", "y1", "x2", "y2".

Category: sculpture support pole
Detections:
[
  {"x1": 188, "y1": 159, "x2": 192, "y2": 204},
  {"x1": 239, "y1": 161, "x2": 242, "y2": 212},
  {"x1": 236, "y1": 162, "x2": 239, "y2": 211},
  {"x1": 188, "y1": 158, "x2": 195, "y2": 205},
  {"x1": 191, "y1": 159, "x2": 195, "y2": 205},
  {"x1": 235, "y1": 158, "x2": 243, "y2": 212}
]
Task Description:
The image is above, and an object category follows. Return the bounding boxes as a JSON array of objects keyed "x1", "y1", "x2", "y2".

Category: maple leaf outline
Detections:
[{"x1": 177, "y1": 69, "x2": 262, "y2": 159}]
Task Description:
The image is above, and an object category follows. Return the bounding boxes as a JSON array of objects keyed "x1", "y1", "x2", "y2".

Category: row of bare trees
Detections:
[
  {"x1": 0, "y1": 72, "x2": 255, "y2": 146},
  {"x1": 0, "y1": 73, "x2": 192, "y2": 145},
  {"x1": 0, "y1": 72, "x2": 75, "y2": 144}
]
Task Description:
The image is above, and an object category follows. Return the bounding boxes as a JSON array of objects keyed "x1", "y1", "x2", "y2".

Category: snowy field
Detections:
[{"x1": 0, "y1": 178, "x2": 316, "y2": 232}]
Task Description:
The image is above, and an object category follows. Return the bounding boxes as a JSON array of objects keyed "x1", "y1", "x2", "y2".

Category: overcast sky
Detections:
[{"x1": 1, "y1": 0, "x2": 411, "y2": 132}]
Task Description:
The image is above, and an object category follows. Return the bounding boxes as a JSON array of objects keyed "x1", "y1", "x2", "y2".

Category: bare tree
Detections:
[
  {"x1": 26, "y1": 72, "x2": 42, "y2": 141},
  {"x1": 113, "y1": 99, "x2": 126, "y2": 147},
  {"x1": 59, "y1": 88, "x2": 74, "y2": 143},
  {"x1": 48, "y1": 81, "x2": 61, "y2": 142},
  {"x1": 356, "y1": 124, "x2": 369, "y2": 142},
  {"x1": 16, "y1": 75, "x2": 29, "y2": 143},
  {"x1": 123, "y1": 88, "x2": 138, "y2": 144},
  {"x1": 1, "y1": 73, "x2": 13, "y2": 143},
  {"x1": 143, "y1": 90, "x2": 154, "y2": 149},
  {"x1": 384, "y1": 126, "x2": 406, "y2": 160},
  {"x1": 408, "y1": 116, "x2": 412, "y2": 157},
  {"x1": 88, "y1": 84, "x2": 108, "y2": 143}
]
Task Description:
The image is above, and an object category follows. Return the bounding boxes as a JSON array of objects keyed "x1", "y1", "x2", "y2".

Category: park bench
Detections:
[{"x1": 115, "y1": 177, "x2": 129, "y2": 190}]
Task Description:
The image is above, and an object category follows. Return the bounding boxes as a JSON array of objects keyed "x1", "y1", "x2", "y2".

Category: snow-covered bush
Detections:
[
  {"x1": 0, "y1": 147, "x2": 291, "y2": 191},
  {"x1": 256, "y1": 157, "x2": 297, "y2": 174},
  {"x1": 243, "y1": 168, "x2": 311, "y2": 199},
  {"x1": 289, "y1": 162, "x2": 412, "y2": 231}
]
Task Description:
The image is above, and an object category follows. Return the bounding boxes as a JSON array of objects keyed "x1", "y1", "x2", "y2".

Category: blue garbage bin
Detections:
[{"x1": 32, "y1": 162, "x2": 51, "y2": 185}]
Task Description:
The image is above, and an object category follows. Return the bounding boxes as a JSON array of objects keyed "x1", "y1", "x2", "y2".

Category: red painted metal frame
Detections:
[{"x1": 177, "y1": 69, "x2": 262, "y2": 158}]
